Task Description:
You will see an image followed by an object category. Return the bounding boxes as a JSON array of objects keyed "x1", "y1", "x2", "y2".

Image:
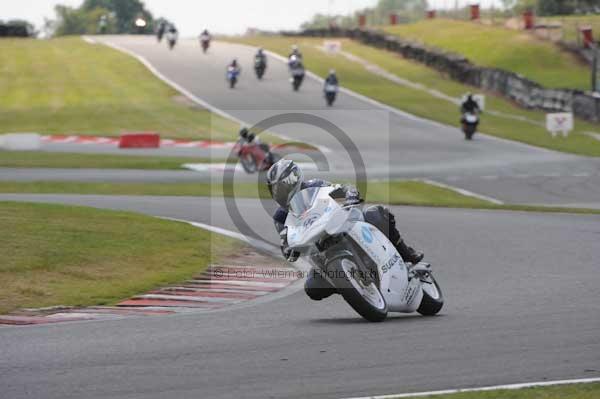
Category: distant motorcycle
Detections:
[
  {"x1": 254, "y1": 57, "x2": 266, "y2": 80},
  {"x1": 166, "y1": 31, "x2": 177, "y2": 50},
  {"x1": 324, "y1": 83, "x2": 338, "y2": 106},
  {"x1": 461, "y1": 111, "x2": 479, "y2": 140},
  {"x1": 288, "y1": 55, "x2": 305, "y2": 91},
  {"x1": 226, "y1": 66, "x2": 240, "y2": 89},
  {"x1": 200, "y1": 35, "x2": 210, "y2": 53},
  {"x1": 234, "y1": 138, "x2": 279, "y2": 173},
  {"x1": 290, "y1": 67, "x2": 305, "y2": 91}
]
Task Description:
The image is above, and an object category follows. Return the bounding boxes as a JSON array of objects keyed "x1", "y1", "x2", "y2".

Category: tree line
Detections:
[{"x1": 47, "y1": 0, "x2": 165, "y2": 36}]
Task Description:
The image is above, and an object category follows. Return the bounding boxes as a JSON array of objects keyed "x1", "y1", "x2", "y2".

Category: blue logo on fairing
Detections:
[{"x1": 361, "y1": 226, "x2": 373, "y2": 243}]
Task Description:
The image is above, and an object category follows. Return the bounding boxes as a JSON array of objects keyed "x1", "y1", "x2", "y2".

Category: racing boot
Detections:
[{"x1": 394, "y1": 238, "x2": 424, "y2": 265}]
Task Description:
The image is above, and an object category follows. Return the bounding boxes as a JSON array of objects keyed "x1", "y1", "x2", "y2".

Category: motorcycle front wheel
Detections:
[
  {"x1": 463, "y1": 123, "x2": 476, "y2": 140},
  {"x1": 328, "y1": 256, "x2": 387, "y2": 322},
  {"x1": 240, "y1": 153, "x2": 257, "y2": 173},
  {"x1": 417, "y1": 274, "x2": 444, "y2": 316}
]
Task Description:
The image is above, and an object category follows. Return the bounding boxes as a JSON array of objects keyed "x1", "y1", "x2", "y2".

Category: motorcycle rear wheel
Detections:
[{"x1": 328, "y1": 256, "x2": 387, "y2": 322}]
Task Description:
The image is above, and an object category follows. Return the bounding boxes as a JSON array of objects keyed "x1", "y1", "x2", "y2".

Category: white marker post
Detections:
[
  {"x1": 546, "y1": 112, "x2": 574, "y2": 138},
  {"x1": 323, "y1": 40, "x2": 342, "y2": 55}
]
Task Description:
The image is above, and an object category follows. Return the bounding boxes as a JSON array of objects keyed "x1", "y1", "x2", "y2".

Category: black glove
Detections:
[
  {"x1": 279, "y1": 228, "x2": 300, "y2": 262},
  {"x1": 282, "y1": 246, "x2": 300, "y2": 262}
]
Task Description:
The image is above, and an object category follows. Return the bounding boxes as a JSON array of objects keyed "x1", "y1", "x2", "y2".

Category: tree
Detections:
[
  {"x1": 51, "y1": 0, "x2": 154, "y2": 36},
  {"x1": 81, "y1": 0, "x2": 154, "y2": 33},
  {"x1": 0, "y1": 19, "x2": 37, "y2": 37}
]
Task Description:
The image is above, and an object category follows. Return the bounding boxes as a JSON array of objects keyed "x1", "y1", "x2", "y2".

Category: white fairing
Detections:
[
  {"x1": 347, "y1": 222, "x2": 422, "y2": 312},
  {"x1": 325, "y1": 84, "x2": 338, "y2": 93},
  {"x1": 291, "y1": 67, "x2": 305, "y2": 77},
  {"x1": 285, "y1": 187, "x2": 424, "y2": 313},
  {"x1": 465, "y1": 112, "x2": 478, "y2": 124}
]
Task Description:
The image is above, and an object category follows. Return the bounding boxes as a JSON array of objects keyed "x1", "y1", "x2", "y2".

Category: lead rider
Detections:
[{"x1": 267, "y1": 160, "x2": 424, "y2": 301}]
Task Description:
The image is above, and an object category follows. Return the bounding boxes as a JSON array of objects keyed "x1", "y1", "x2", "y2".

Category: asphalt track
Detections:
[
  {"x1": 11, "y1": 34, "x2": 598, "y2": 207},
  {"x1": 1, "y1": 194, "x2": 599, "y2": 399},
  {"x1": 2, "y1": 36, "x2": 600, "y2": 398}
]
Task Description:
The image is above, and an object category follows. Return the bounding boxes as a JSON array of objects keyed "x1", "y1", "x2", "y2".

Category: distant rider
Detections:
[
  {"x1": 199, "y1": 29, "x2": 211, "y2": 45},
  {"x1": 267, "y1": 160, "x2": 424, "y2": 301},
  {"x1": 255, "y1": 48, "x2": 267, "y2": 66},
  {"x1": 228, "y1": 59, "x2": 241, "y2": 73},
  {"x1": 156, "y1": 21, "x2": 166, "y2": 41},
  {"x1": 461, "y1": 93, "x2": 480, "y2": 114},
  {"x1": 248, "y1": 132, "x2": 274, "y2": 164},
  {"x1": 288, "y1": 44, "x2": 303, "y2": 60},
  {"x1": 200, "y1": 29, "x2": 211, "y2": 41},
  {"x1": 237, "y1": 127, "x2": 250, "y2": 144},
  {"x1": 288, "y1": 54, "x2": 304, "y2": 74},
  {"x1": 324, "y1": 69, "x2": 339, "y2": 87},
  {"x1": 166, "y1": 25, "x2": 178, "y2": 42}
]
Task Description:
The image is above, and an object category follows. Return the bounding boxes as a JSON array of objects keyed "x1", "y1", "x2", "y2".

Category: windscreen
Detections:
[{"x1": 289, "y1": 187, "x2": 320, "y2": 217}]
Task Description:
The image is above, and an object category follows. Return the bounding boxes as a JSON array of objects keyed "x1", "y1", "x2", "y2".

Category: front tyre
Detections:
[
  {"x1": 417, "y1": 274, "x2": 444, "y2": 316},
  {"x1": 328, "y1": 257, "x2": 387, "y2": 322},
  {"x1": 240, "y1": 153, "x2": 257, "y2": 173}
]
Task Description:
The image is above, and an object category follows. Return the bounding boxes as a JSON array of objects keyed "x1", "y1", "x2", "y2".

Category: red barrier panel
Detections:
[
  {"x1": 119, "y1": 133, "x2": 161, "y2": 148},
  {"x1": 523, "y1": 10, "x2": 535, "y2": 30},
  {"x1": 470, "y1": 4, "x2": 480, "y2": 20},
  {"x1": 581, "y1": 26, "x2": 594, "y2": 49},
  {"x1": 358, "y1": 14, "x2": 366, "y2": 28},
  {"x1": 389, "y1": 13, "x2": 398, "y2": 26},
  {"x1": 427, "y1": 10, "x2": 436, "y2": 19}
]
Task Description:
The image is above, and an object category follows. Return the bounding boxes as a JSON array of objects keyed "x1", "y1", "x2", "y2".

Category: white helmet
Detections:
[{"x1": 267, "y1": 160, "x2": 304, "y2": 208}]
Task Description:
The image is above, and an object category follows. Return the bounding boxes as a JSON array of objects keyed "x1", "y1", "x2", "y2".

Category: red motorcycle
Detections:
[{"x1": 234, "y1": 137, "x2": 279, "y2": 173}]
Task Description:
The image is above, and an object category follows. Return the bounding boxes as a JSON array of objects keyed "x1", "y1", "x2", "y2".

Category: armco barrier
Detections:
[
  {"x1": 0, "y1": 133, "x2": 41, "y2": 150},
  {"x1": 283, "y1": 28, "x2": 600, "y2": 123},
  {"x1": 119, "y1": 133, "x2": 161, "y2": 148}
]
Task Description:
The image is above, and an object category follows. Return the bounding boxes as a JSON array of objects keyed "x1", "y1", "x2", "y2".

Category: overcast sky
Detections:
[{"x1": 3, "y1": 0, "x2": 504, "y2": 36}]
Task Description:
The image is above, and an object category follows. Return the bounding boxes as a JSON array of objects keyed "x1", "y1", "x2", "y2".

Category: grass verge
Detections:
[
  {"x1": 396, "y1": 382, "x2": 600, "y2": 399},
  {"x1": 0, "y1": 201, "x2": 239, "y2": 314},
  {"x1": 382, "y1": 19, "x2": 589, "y2": 90},
  {"x1": 227, "y1": 35, "x2": 600, "y2": 157},
  {"x1": 0, "y1": 151, "x2": 223, "y2": 170},
  {"x1": 0, "y1": 37, "x2": 240, "y2": 141},
  {"x1": 2, "y1": 180, "x2": 600, "y2": 215}
]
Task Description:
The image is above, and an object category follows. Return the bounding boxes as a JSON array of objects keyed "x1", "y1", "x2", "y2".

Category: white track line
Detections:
[
  {"x1": 159, "y1": 217, "x2": 282, "y2": 256},
  {"x1": 417, "y1": 178, "x2": 505, "y2": 205},
  {"x1": 86, "y1": 36, "x2": 330, "y2": 154},
  {"x1": 81, "y1": 36, "x2": 97, "y2": 44},
  {"x1": 341, "y1": 377, "x2": 600, "y2": 399}
]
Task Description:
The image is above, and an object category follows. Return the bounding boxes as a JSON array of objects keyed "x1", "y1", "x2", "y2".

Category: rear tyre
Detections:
[
  {"x1": 240, "y1": 153, "x2": 257, "y2": 173},
  {"x1": 328, "y1": 257, "x2": 387, "y2": 322},
  {"x1": 417, "y1": 275, "x2": 444, "y2": 316},
  {"x1": 229, "y1": 78, "x2": 236, "y2": 89}
]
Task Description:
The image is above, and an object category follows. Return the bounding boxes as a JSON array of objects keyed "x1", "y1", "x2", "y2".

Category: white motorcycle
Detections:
[
  {"x1": 285, "y1": 186, "x2": 444, "y2": 322},
  {"x1": 324, "y1": 83, "x2": 338, "y2": 106},
  {"x1": 461, "y1": 112, "x2": 479, "y2": 140}
]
